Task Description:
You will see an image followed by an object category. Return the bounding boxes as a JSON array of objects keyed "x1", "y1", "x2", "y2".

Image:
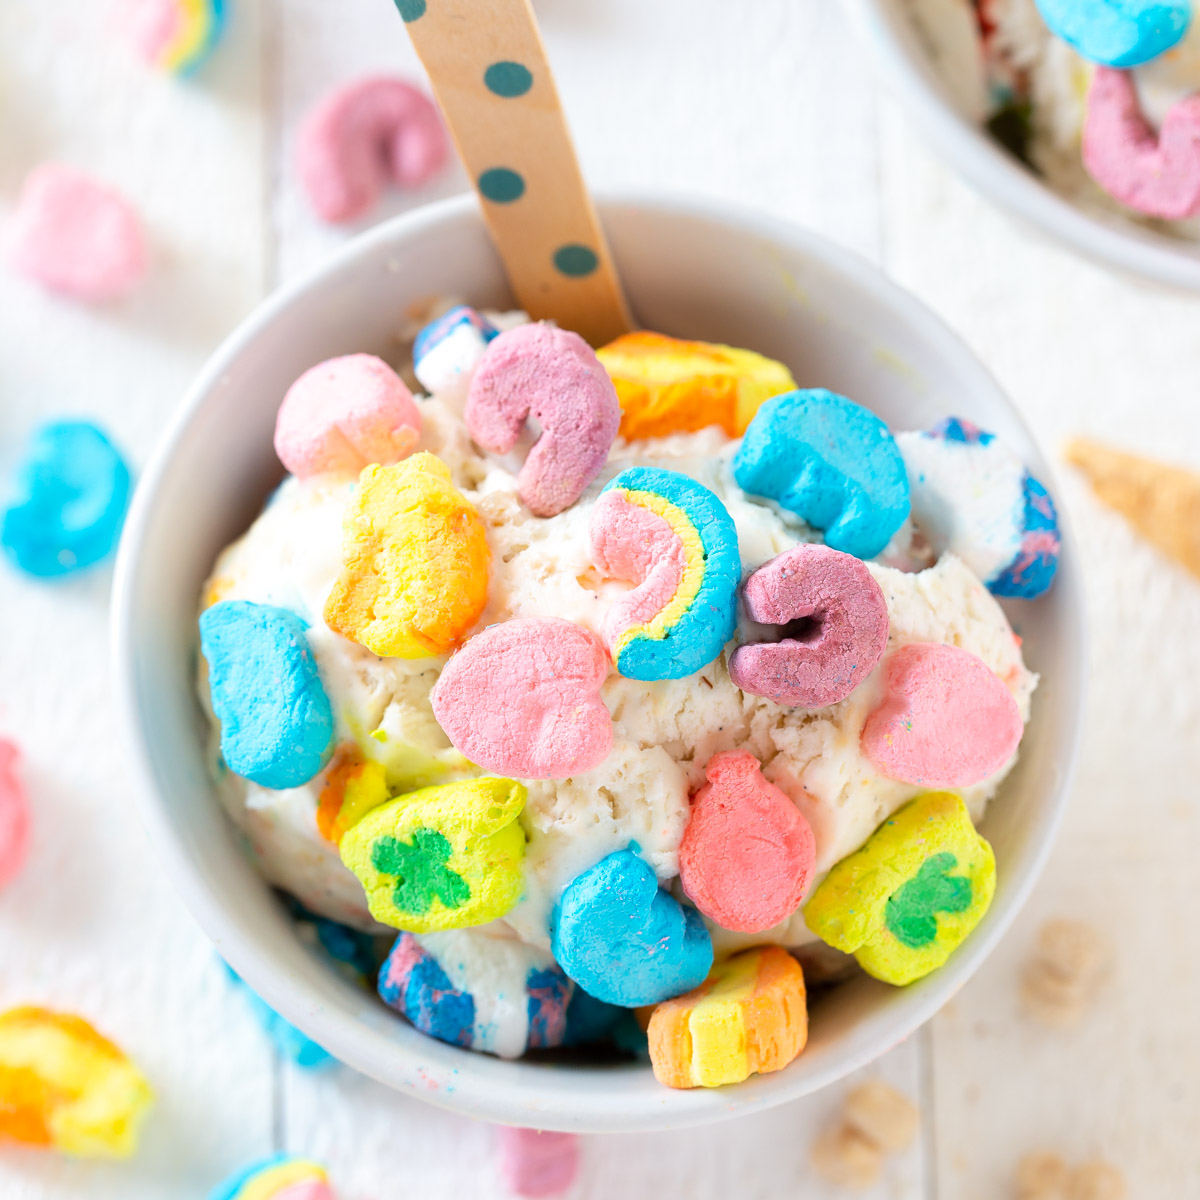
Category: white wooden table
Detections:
[{"x1": 2, "y1": 1, "x2": 1198, "y2": 1196}]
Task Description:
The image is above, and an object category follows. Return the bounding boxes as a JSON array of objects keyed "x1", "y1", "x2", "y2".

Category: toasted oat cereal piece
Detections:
[
  {"x1": 810, "y1": 1122, "x2": 883, "y2": 1189},
  {"x1": 1068, "y1": 1162, "x2": 1126, "y2": 1200},
  {"x1": 843, "y1": 1079, "x2": 919, "y2": 1154},
  {"x1": 1016, "y1": 1152, "x2": 1070, "y2": 1200},
  {"x1": 1020, "y1": 918, "x2": 1109, "y2": 1028}
]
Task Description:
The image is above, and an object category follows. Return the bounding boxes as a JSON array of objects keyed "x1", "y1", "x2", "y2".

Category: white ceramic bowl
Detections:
[
  {"x1": 113, "y1": 191, "x2": 1084, "y2": 1132},
  {"x1": 843, "y1": 0, "x2": 1200, "y2": 290}
]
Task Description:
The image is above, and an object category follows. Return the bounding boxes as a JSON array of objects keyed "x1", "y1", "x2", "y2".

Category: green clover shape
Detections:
[
  {"x1": 370, "y1": 827, "x2": 470, "y2": 916},
  {"x1": 884, "y1": 851, "x2": 972, "y2": 949}
]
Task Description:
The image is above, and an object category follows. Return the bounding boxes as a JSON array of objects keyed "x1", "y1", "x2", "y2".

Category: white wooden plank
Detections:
[{"x1": 0, "y1": 1, "x2": 276, "y2": 1195}]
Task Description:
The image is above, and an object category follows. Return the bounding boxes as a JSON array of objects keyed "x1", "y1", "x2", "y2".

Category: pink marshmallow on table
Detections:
[
  {"x1": 678, "y1": 750, "x2": 815, "y2": 934},
  {"x1": 1083, "y1": 66, "x2": 1200, "y2": 220},
  {"x1": 466, "y1": 324, "x2": 621, "y2": 518},
  {"x1": 861, "y1": 642, "x2": 1023, "y2": 789},
  {"x1": 430, "y1": 617, "x2": 613, "y2": 780},
  {"x1": 274, "y1": 354, "x2": 421, "y2": 478},
  {"x1": 496, "y1": 1128, "x2": 580, "y2": 1199},
  {"x1": 7, "y1": 165, "x2": 146, "y2": 301},
  {"x1": 729, "y1": 543, "x2": 890, "y2": 709},
  {"x1": 0, "y1": 739, "x2": 30, "y2": 892},
  {"x1": 296, "y1": 76, "x2": 448, "y2": 224}
]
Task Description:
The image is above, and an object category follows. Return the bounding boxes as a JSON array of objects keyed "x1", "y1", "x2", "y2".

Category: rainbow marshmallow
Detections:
[
  {"x1": 134, "y1": 0, "x2": 227, "y2": 75},
  {"x1": 209, "y1": 1155, "x2": 335, "y2": 1200},
  {"x1": 589, "y1": 466, "x2": 741, "y2": 681}
]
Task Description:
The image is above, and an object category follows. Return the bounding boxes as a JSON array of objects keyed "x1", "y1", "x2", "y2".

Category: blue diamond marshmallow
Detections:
[{"x1": 1034, "y1": 0, "x2": 1190, "y2": 68}]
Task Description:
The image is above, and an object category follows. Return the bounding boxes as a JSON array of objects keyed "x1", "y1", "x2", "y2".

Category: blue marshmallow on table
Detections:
[
  {"x1": 896, "y1": 417, "x2": 1061, "y2": 599},
  {"x1": 378, "y1": 929, "x2": 572, "y2": 1059},
  {"x1": 1, "y1": 419, "x2": 131, "y2": 578},
  {"x1": 550, "y1": 848, "x2": 713, "y2": 1008},
  {"x1": 198, "y1": 600, "x2": 335, "y2": 790},
  {"x1": 1033, "y1": 0, "x2": 1190, "y2": 67},
  {"x1": 733, "y1": 388, "x2": 910, "y2": 561},
  {"x1": 413, "y1": 304, "x2": 499, "y2": 398},
  {"x1": 223, "y1": 963, "x2": 332, "y2": 1070}
]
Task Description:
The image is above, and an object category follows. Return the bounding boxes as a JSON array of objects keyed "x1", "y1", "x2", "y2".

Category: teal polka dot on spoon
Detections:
[
  {"x1": 478, "y1": 168, "x2": 525, "y2": 203},
  {"x1": 553, "y1": 244, "x2": 599, "y2": 277},
  {"x1": 394, "y1": 0, "x2": 426, "y2": 21},
  {"x1": 484, "y1": 61, "x2": 533, "y2": 98}
]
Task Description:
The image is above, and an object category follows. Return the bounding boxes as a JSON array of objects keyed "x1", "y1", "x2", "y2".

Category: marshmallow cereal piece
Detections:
[
  {"x1": 378, "y1": 928, "x2": 570, "y2": 1058},
  {"x1": 316, "y1": 747, "x2": 390, "y2": 846},
  {"x1": 729, "y1": 543, "x2": 890, "y2": 707},
  {"x1": 1083, "y1": 65, "x2": 1200, "y2": 220},
  {"x1": 647, "y1": 945, "x2": 808, "y2": 1089},
  {"x1": 209, "y1": 1155, "x2": 336, "y2": 1200},
  {"x1": 678, "y1": 751, "x2": 815, "y2": 933},
  {"x1": 590, "y1": 466, "x2": 741, "y2": 681},
  {"x1": 733, "y1": 389, "x2": 910, "y2": 560},
  {"x1": 804, "y1": 792, "x2": 996, "y2": 985},
  {"x1": 0, "y1": 1007, "x2": 153, "y2": 1158},
  {"x1": 861, "y1": 642, "x2": 1023, "y2": 788},
  {"x1": 1033, "y1": 0, "x2": 1190, "y2": 67},
  {"x1": 339, "y1": 776, "x2": 526, "y2": 932},
  {"x1": 550, "y1": 848, "x2": 713, "y2": 1007},
  {"x1": 496, "y1": 1128, "x2": 581, "y2": 1198},
  {"x1": 596, "y1": 330, "x2": 797, "y2": 440},
  {"x1": 274, "y1": 354, "x2": 421, "y2": 479},
  {"x1": 1, "y1": 419, "x2": 131, "y2": 578},
  {"x1": 7, "y1": 165, "x2": 145, "y2": 301},
  {"x1": 414, "y1": 305, "x2": 499, "y2": 400},
  {"x1": 466, "y1": 324, "x2": 621, "y2": 517},
  {"x1": 898, "y1": 418, "x2": 1061, "y2": 599},
  {"x1": 297, "y1": 76, "x2": 448, "y2": 223},
  {"x1": 199, "y1": 600, "x2": 335, "y2": 790},
  {"x1": 126, "y1": 0, "x2": 227, "y2": 74},
  {"x1": 0, "y1": 739, "x2": 31, "y2": 891},
  {"x1": 323, "y1": 452, "x2": 490, "y2": 658},
  {"x1": 430, "y1": 617, "x2": 613, "y2": 779}
]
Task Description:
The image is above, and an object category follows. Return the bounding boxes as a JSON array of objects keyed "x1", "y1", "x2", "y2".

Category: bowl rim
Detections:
[
  {"x1": 840, "y1": 0, "x2": 1200, "y2": 291},
  {"x1": 111, "y1": 189, "x2": 1086, "y2": 1130}
]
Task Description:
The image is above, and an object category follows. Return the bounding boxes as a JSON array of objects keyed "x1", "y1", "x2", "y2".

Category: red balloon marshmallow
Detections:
[
  {"x1": 678, "y1": 750, "x2": 815, "y2": 934},
  {"x1": 729, "y1": 544, "x2": 890, "y2": 708},
  {"x1": 1083, "y1": 66, "x2": 1200, "y2": 220},
  {"x1": 466, "y1": 324, "x2": 621, "y2": 517},
  {"x1": 0, "y1": 739, "x2": 30, "y2": 891},
  {"x1": 274, "y1": 354, "x2": 422, "y2": 478},
  {"x1": 861, "y1": 642, "x2": 1023, "y2": 789},
  {"x1": 430, "y1": 617, "x2": 614, "y2": 780}
]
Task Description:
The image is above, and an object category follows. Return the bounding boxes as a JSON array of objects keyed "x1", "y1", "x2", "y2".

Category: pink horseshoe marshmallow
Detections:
[
  {"x1": 430, "y1": 617, "x2": 614, "y2": 780},
  {"x1": 466, "y1": 324, "x2": 622, "y2": 517},
  {"x1": 0, "y1": 739, "x2": 30, "y2": 891},
  {"x1": 297, "y1": 76, "x2": 449, "y2": 223},
  {"x1": 1083, "y1": 66, "x2": 1200, "y2": 220},
  {"x1": 861, "y1": 642, "x2": 1023, "y2": 788},
  {"x1": 729, "y1": 544, "x2": 890, "y2": 708},
  {"x1": 274, "y1": 353, "x2": 422, "y2": 478},
  {"x1": 678, "y1": 750, "x2": 816, "y2": 934}
]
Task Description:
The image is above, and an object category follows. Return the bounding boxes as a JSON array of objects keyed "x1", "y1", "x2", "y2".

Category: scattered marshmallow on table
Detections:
[
  {"x1": 647, "y1": 945, "x2": 808, "y2": 1089},
  {"x1": 7, "y1": 165, "x2": 145, "y2": 301},
  {"x1": 274, "y1": 354, "x2": 421, "y2": 478},
  {"x1": 296, "y1": 75, "x2": 448, "y2": 223},
  {"x1": 496, "y1": 1128, "x2": 580, "y2": 1198},
  {"x1": 379, "y1": 928, "x2": 570, "y2": 1057},
  {"x1": 804, "y1": 791, "x2": 996, "y2": 985},
  {"x1": 550, "y1": 847, "x2": 713, "y2": 1007},
  {"x1": 199, "y1": 600, "x2": 335, "y2": 790},
  {"x1": 590, "y1": 466, "x2": 741, "y2": 681},
  {"x1": 0, "y1": 1007, "x2": 154, "y2": 1158},
  {"x1": 414, "y1": 304, "x2": 499, "y2": 401},
  {"x1": 596, "y1": 330, "x2": 797, "y2": 439},
  {"x1": 733, "y1": 388, "x2": 910, "y2": 560},
  {"x1": 0, "y1": 738, "x2": 30, "y2": 891},
  {"x1": 897, "y1": 417, "x2": 1061, "y2": 599},
  {"x1": 323, "y1": 452, "x2": 490, "y2": 658},
  {"x1": 1, "y1": 419, "x2": 131, "y2": 578},
  {"x1": 678, "y1": 750, "x2": 815, "y2": 934},
  {"x1": 339, "y1": 776, "x2": 527, "y2": 933},
  {"x1": 209, "y1": 1155, "x2": 337, "y2": 1200},
  {"x1": 861, "y1": 642, "x2": 1023, "y2": 789},
  {"x1": 1033, "y1": 0, "x2": 1191, "y2": 67},
  {"x1": 467, "y1": 323, "x2": 622, "y2": 517},
  {"x1": 729, "y1": 543, "x2": 890, "y2": 707},
  {"x1": 125, "y1": 0, "x2": 228, "y2": 74},
  {"x1": 430, "y1": 617, "x2": 614, "y2": 779}
]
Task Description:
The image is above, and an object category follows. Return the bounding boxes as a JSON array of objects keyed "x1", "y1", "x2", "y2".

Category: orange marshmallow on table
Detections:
[
  {"x1": 596, "y1": 331, "x2": 797, "y2": 440},
  {"x1": 647, "y1": 945, "x2": 808, "y2": 1090}
]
